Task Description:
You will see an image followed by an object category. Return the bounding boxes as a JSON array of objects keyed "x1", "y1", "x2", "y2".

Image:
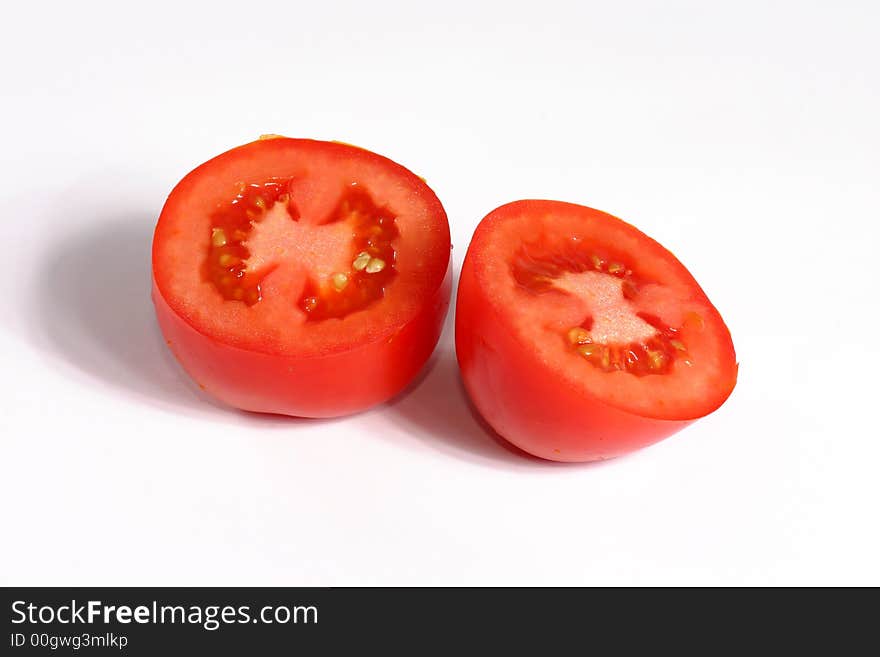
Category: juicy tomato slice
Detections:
[
  {"x1": 455, "y1": 200, "x2": 737, "y2": 462},
  {"x1": 152, "y1": 137, "x2": 451, "y2": 418}
]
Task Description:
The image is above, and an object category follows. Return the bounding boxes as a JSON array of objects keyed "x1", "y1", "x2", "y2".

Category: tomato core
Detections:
[
  {"x1": 204, "y1": 179, "x2": 398, "y2": 320},
  {"x1": 512, "y1": 241, "x2": 692, "y2": 377}
]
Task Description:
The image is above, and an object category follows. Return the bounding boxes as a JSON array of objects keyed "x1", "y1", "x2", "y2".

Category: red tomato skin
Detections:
[
  {"x1": 456, "y1": 273, "x2": 693, "y2": 461},
  {"x1": 154, "y1": 263, "x2": 451, "y2": 418}
]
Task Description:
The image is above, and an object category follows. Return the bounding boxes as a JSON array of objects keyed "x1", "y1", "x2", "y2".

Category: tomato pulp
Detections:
[
  {"x1": 152, "y1": 137, "x2": 451, "y2": 417},
  {"x1": 455, "y1": 201, "x2": 737, "y2": 462}
]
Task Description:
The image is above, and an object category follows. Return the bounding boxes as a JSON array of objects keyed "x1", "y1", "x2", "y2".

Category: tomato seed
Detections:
[
  {"x1": 365, "y1": 257, "x2": 386, "y2": 273},
  {"x1": 577, "y1": 344, "x2": 601, "y2": 357},
  {"x1": 352, "y1": 252, "x2": 371, "y2": 271},
  {"x1": 567, "y1": 327, "x2": 592, "y2": 345},
  {"x1": 646, "y1": 350, "x2": 665, "y2": 369},
  {"x1": 211, "y1": 228, "x2": 227, "y2": 247}
]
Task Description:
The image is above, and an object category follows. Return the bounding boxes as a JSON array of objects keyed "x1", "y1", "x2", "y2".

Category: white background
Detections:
[{"x1": 2, "y1": 0, "x2": 878, "y2": 586}]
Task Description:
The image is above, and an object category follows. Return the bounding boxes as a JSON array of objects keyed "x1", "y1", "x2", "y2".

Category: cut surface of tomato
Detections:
[
  {"x1": 456, "y1": 200, "x2": 737, "y2": 462},
  {"x1": 152, "y1": 137, "x2": 451, "y2": 417}
]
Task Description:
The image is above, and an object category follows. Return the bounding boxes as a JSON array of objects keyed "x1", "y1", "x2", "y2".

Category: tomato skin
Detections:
[
  {"x1": 154, "y1": 262, "x2": 450, "y2": 418},
  {"x1": 455, "y1": 200, "x2": 736, "y2": 462}
]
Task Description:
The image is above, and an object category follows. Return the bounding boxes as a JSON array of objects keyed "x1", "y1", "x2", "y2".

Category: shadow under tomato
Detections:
[
  {"x1": 32, "y1": 216, "x2": 330, "y2": 427},
  {"x1": 385, "y1": 348, "x2": 580, "y2": 468},
  {"x1": 32, "y1": 217, "x2": 216, "y2": 414}
]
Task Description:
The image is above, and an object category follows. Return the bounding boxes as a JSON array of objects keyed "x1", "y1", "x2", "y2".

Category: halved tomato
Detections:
[
  {"x1": 456, "y1": 200, "x2": 737, "y2": 462},
  {"x1": 152, "y1": 137, "x2": 451, "y2": 417}
]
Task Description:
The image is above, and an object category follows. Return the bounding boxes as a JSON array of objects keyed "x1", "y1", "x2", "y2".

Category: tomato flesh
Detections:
[
  {"x1": 456, "y1": 200, "x2": 737, "y2": 462},
  {"x1": 152, "y1": 137, "x2": 451, "y2": 417}
]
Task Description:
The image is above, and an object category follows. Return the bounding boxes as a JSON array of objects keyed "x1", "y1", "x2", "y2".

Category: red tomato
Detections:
[
  {"x1": 152, "y1": 137, "x2": 451, "y2": 417},
  {"x1": 456, "y1": 200, "x2": 737, "y2": 462}
]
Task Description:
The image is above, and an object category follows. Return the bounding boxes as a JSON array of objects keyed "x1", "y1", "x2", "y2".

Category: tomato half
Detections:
[
  {"x1": 152, "y1": 137, "x2": 451, "y2": 417},
  {"x1": 455, "y1": 200, "x2": 737, "y2": 462}
]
